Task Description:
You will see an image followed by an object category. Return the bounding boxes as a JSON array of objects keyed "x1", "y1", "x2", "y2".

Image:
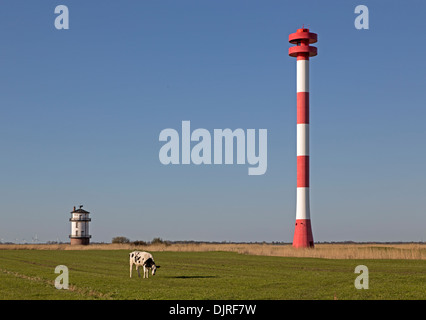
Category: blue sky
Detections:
[{"x1": 0, "y1": 1, "x2": 425, "y2": 243}]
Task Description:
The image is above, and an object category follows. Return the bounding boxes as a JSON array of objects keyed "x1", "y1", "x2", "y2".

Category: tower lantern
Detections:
[{"x1": 69, "y1": 205, "x2": 92, "y2": 245}]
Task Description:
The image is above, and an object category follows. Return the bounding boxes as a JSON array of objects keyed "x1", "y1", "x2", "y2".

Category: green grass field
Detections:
[{"x1": 0, "y1": 250, "x2": 425, "y2": 300}]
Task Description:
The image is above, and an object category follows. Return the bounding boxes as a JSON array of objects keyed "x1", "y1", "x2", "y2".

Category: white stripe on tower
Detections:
[
  {"x1": 296, "y1": 58, "x2": 310, "y2": 221},
  {"x1": 297, "y1": 60, "x2": 309, "y2": 92}
]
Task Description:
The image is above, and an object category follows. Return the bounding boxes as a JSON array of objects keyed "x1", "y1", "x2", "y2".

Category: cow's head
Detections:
[
  {"x1": 144, "y1": 258, "x2": 161, "y2": 275},
  {"x1": 152, "y1": 264, "x2": 161, "y2": 275},
  {"x1": 151, "y1": 264, "x2": 157, "y2": 275}
]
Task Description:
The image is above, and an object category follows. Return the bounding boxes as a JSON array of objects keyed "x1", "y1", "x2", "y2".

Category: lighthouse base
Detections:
[
  {"x1": 70, "y1": 238, "x2": 90, "y2": 245},
  {"x1": 293, "y1": 219, "x2": 314, "y2": 248}
]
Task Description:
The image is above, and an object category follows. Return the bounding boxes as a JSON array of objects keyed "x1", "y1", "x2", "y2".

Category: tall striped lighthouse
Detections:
[{"x1": 288, "y1": 28, "x2": 317, "y2": 248}]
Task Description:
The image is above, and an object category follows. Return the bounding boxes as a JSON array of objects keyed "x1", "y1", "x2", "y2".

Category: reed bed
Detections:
[{"x1": 0, "y1": 243, "x2": 425, "y2": 260}]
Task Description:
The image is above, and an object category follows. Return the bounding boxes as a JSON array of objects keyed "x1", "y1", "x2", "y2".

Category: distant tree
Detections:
[
  {"x1": 151, "y1": 237, "x2": 164, "y2": 245},
  {"x1": 112, "y1": 236, "x2": 130, "y2": 244},
  {"x1": 151, "y1": 237, "x2": 171, "y2": 246},
  {"x1": 132, "y1": 240, "x2": 147, "y2": 246}
]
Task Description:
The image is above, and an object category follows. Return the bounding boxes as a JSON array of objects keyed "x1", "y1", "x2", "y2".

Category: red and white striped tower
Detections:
[{"x1": 288, "y1": 28, "x2": 317, "y2": 248}]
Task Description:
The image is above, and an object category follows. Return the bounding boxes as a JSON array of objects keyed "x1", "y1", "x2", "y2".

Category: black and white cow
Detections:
[{"x1": 129, "y1": 251, "x2": 160, "y2": 278}]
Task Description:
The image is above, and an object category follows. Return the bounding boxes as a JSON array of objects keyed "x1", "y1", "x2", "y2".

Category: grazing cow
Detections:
[{"x1": 129, "y1": 251, "x2": 160, "y2": 278}]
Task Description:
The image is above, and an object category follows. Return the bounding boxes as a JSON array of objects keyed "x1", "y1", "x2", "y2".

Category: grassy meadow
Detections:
[{"x1": 0, "y1": 245, "x2": 425, "y2": 300}]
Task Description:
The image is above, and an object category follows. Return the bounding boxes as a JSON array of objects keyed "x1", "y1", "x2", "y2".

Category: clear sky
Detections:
[{"x1": 0, "y1": 0, "x2": 425, "y2": 243}]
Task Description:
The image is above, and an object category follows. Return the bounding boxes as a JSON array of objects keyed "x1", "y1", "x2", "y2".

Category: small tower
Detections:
[{"x1": 69, "y1": 205, "x2": 92, "y2": 245}]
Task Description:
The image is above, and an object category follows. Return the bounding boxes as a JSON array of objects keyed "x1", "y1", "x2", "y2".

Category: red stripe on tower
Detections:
[
  {"x1": 289, "y1": 27, "x2": 317, "y2": 248},
  {"x1": 297, "y1": 156, "x2": 309, "y2": 188},
  {"x1": 297, "y1": 92, "x2": 309, "y2": 124}
]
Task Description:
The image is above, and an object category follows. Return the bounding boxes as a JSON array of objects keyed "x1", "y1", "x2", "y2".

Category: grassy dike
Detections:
[{"x1": 0, "y1": 250, "x2": 425, "y2": 300}]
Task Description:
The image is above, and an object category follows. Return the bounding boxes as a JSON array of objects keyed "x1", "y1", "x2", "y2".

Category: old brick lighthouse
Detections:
[{"x1": 69, "y1": 205, "x2": 92, "y2": 245}]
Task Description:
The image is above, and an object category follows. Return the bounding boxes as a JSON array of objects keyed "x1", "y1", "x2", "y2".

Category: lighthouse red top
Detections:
[{"x1": 288, "y1": 28, "x2": 317, "y2": 59}]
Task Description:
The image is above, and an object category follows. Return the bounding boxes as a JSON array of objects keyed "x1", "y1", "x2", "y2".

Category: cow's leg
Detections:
[
  {"x1": 137, "y1": 266, "x2": 141, "y2": 278},
  {"x1": 130, "y1": 262, "x2": 133, "y2": 278},
  {"x1": 143, "y1": 265, "x2": 147, "y2": 278}
]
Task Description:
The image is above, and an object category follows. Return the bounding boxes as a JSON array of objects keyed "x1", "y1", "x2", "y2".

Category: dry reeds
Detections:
[{"x1": 0, "y1": 242, "x2": 425, "y2": 260}]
